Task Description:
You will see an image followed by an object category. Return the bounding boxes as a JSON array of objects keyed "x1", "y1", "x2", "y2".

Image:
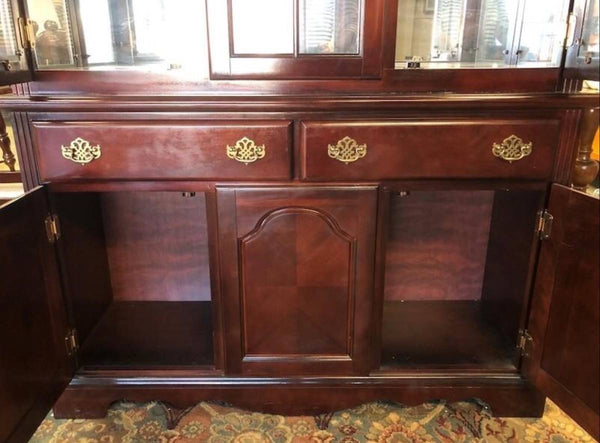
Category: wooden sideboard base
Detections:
[{"x1": 53, "y1": 375, "x2": 545, "y2": 419}]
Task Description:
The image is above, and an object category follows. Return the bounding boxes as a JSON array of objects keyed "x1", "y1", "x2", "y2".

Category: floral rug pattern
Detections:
[{"x1": 30, "y1": 399, "x2": 596, "y2": 442}]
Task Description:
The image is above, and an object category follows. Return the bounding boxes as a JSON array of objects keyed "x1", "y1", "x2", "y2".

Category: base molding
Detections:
[{"x1": 53, "y1": 375, "x2": 545, "y2": 418}]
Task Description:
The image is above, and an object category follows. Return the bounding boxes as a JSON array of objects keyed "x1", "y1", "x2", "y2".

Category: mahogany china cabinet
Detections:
[{"x1": 0, "y1": 0, "x2": 599, "y2": 441}]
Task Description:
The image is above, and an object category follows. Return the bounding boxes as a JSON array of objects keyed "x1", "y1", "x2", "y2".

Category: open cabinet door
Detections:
[
  {"x1": 0, "y1": 188, "x2": 73, "y2": 443},
  {"x1": 524, "y1": 184, "x2": 599, "y2": 438}
]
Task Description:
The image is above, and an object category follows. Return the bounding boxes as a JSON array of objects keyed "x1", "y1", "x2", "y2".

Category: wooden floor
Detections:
[
  {"x1": 79, "y1": 301, "x2": 214, "y2": 369},
  {"x1": 381, "y1": 300, "x2": 517, "y2": 370}
]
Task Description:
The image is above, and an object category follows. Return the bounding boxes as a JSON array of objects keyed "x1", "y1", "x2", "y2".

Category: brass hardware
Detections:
[
  {"x1": 492, "y1": 135, "x2": 533, "y2": 162},
  {"x1": 536, "y1": 210, "x2": 553, "y2": 240},
  {"x1": 517, "y1": 329, "x2": 533, "y2": 357},
  {"x1": 328, "y1": 136, "x2": 367, "y2": 164},
  {"x1": 45, "y1": 214, "x2": 61, "y2": 243},
  {"x1": 65, "y1": 328, "x2": 78, "y2": 356},
  {"x1": 18, "y1": 17, "x2": 36, "y2": 49},
  {"x1": 226, "y1": 137, "x2": 266, "y2": 164},
  {"x1": 1, "y1": 60, "x2": 12, "y2": 71},
  {"x1": 397, "y1": 191, "x2": 410, "y2": 197},
  {"x1": 182, "y1": 192, "x2": 196, "y2": 198},
  {"x1": 61, "y1": 137, "x2": 102, "y2": 165}
]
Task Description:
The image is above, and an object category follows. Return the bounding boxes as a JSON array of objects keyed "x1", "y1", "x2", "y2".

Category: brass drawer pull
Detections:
[
  {"x1": 328, "y1": 136, "x2": 367, "y2": 164},
  {"x1": 492, "y1": 135, "x2": 532, "y2": 162},
  {"x1": 226, "y1": 137, "x2": 266, "y2": 164},
  {"x1": 61, "y1": 137, "x2": 101, "y2": 164}
]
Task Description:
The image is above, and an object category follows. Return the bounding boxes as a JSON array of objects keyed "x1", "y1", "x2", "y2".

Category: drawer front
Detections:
[
  {"x1": 32, "y1": 120, "x2": 292, "y2": 181},
  {"x1": 300, "y1": 119, "x2": 561, "y2": 180}
]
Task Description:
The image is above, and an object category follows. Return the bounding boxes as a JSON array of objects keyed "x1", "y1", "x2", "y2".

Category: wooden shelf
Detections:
[
  {"x1": 381, "y1": 300, "x2": 517, "y2": 371},
  {"x1": 79, "y1": 301, "x2": 214, "y2": 369}
]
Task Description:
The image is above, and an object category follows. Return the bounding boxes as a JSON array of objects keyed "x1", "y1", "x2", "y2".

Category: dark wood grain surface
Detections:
[
  {"x1": 31, "y1": 120, "x2": 292, "y2": 181},
  {"x1": 384, "y1": 190, "x2": 493, "y2": 301},
  {"x1": 525, "y1": 185, "x2": 599, "y2": 438},
  {"x1": 0, "y1": 189, "x2": 71, "y2": 443},
  {"x1": 381, "y1": 300, "x2": 517, "y2": 370},
  {"x1": 300, "y1": 119, "x2": 561, "y2": 180},
  {"x1": 52, "y1": 193, "x2": 113, "y2": 344},
  {"x1": 481, "y1": 189, "x2": 545, "y2": 347},
  {"x1": 79, "y1": 301, "x2": 214, "y2": 369},
  {"x1": 217, "y1": 186, "x2": 377, "y2": 375},
  {"x1": 100, "y1": 192, "x2": 212, "y2": 302}
]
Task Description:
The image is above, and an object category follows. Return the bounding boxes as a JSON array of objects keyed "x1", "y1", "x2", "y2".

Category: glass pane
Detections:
[
  {"x1": 26, "y1": 0, "x2": 206, "y2": 71},
  {"x1": 231, "y1": 0, "x2": 294, "y2": 55},
  {"x1": 474, "y1": 0, "x2": 520, "y2": 65},
  {"x1": 0, "y1": 0, "x2": 25, "y2": 70},
  {"x1": 581, "y1": 0, "x2": 599, "y2": 57},
  {"x1": 395, "y1": 0, "x2": 568, "y2": 69},
  {"x1": 517, "y1": 0, "x2": 570, "y2": 66},
  {"x1": 299, "y1": 0, "x2": 361, "y2": 54},
  {"x1": 28, "y1": 0, "x2": 75, "y2": 67}
]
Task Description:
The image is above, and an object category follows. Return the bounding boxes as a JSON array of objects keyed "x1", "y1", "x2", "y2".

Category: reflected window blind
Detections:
[
  {"x1": 0, "y1": 0, "x2": 17, "y2": 57},
  {"x1": 431, "y1": 0, "x2": 466, "y2": 58},
  {"x1": 302, "y1": 0, "x2": 336, "y2": 53}
]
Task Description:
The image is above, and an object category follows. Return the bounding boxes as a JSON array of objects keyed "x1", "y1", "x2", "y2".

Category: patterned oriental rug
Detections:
[{"x1": 30, "y1": 399, "x2": 596, "y2": 442}]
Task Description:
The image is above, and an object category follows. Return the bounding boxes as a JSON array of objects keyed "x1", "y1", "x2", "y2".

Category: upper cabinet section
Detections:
[
  {"x1": 395, "y1": 0, "x2": 570, "y2": 69},
  {"x1": 206, "y1": 0, "x2": 385, "y2": 79},
  {"x1": 0, "y1": 0, "x2": 32, "y2": 85},
  {"x1": 22, "y1": 0, "x2": 206, "y2": 72}
]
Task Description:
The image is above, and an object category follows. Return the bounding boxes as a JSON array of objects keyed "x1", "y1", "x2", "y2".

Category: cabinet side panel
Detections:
[
  {"x1": 481, "y1": 189, "x2": 546, "y2": 345},
  {"x1": 53, "y1": 193, "x2": 113, "y2": 344}
]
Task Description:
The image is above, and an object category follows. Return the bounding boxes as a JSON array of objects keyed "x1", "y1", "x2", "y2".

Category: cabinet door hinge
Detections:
[
  {"x1": 65, "y1": 328, "x2": 79, "y2": 356},
  {"x1": 45, "y1": 214, "x2": 61, "y2": 243},
  {"x1": 536, "y1": 210, "x2": 553, "y2": 240},
  {"x1": 517, "y1": 329, "x2": 533, "y2": 357},
  {"x1": 17, "y1": 17, "x2": 36, "y2": 49}
]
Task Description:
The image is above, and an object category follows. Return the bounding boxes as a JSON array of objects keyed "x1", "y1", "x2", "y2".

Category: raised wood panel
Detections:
[
  {"x1": 100, "y1": 192, "x2": 211, "y2": 302},
  {"x1": 240, "y1": 208, "x2": 354, "y2": 357},
  {"x1": 384, "y1": 191, "x2": 493, "y2": 301},
  {"x1": 31, "y1": 120, "x2": 292, "y2": 181},
  {"x1": 217, "y1": 186, "x2": 377, "y2": 375},
  {"x1": 300, "y1": 119, "x2": 560, "y2": 180}
]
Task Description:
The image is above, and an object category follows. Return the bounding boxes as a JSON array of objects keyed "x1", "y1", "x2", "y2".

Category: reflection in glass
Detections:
[
  {"x1": 581, "y1": 0, "x2": 599, "y2": 56},
  {"x1": 231, "y1": 0, "x2": 294, "y2": 54},
  {"x1": 299, "y1": 0, "x2": 361, "y2": 54},
  {"x1": 26, "y1": 0, "x2": 205, "y2": 71},
  {"x1": 395, "y1": 0, "x2": 568, "y2": 69},
  {"x1": 28, "y1": 0, "x2": 74, "y2": 67},
  {"x1": 0, "y1": 0, "x2": 22, "y2": 69},
  {"x1": 517, "y1": 0, "x2": 569, "y2": 66}
]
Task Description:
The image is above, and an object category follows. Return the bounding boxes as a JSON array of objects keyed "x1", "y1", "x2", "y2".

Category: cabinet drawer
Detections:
[
  {"x1": 32, "y1": 120, "x2": 292, "y2": 181},
  {"x1": 300, "y1": 119, "x2": 560, "y2": 180}
]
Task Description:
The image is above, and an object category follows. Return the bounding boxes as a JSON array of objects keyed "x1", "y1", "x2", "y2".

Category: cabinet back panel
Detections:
[
  {"x1": 100, "y1": 192, "x2": 211, "y2": 302},
  {"x1": 384, "y1": 190, "x2": 493, "y2": 301}
]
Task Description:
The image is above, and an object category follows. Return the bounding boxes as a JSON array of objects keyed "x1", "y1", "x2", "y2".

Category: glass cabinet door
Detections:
[
  {"x1": 565, "y1": 0, "x2": 599, "y2": 80},
  {"x1": 395, "y1": 0, "x2": 570, "y2": 69},
  {"x1": 23, "y1": 0, "x2": 206, "y2": 71},
  {"x1": 206, "y1": 0, "x2": 384, "y2": 79},
  {"x1": 0, "y1": 0, "x2": 32, "y2": 85}
]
